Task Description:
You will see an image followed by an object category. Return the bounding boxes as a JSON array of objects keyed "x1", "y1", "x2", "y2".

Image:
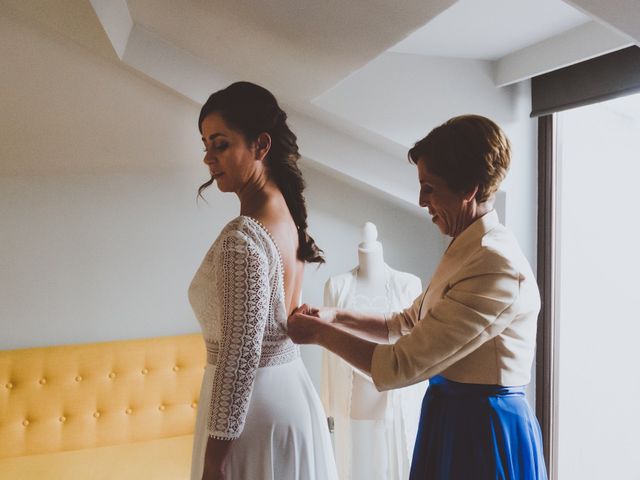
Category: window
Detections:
[
  {"x1": 555, "y1": 93, "x2": 640, "y2": 480},
  {"x1": 534, "y1": 47, "x2": 640, "y2": 479}
]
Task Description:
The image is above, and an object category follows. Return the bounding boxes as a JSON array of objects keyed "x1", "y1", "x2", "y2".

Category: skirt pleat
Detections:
[{"x1": 409, "y1": 375, "x2": 547, "y2": 480}]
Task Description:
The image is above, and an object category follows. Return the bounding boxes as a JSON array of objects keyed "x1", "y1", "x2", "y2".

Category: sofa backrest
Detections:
[{"x1": 0, "y1": 334, "x2": 205, "y2": 458}]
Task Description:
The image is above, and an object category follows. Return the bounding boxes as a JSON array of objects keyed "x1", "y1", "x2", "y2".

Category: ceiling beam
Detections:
[
  {"x1": 122, "y1": 24, "x2": 232, "y2": 102},
  {"x1": 493, "y1": 21, "x2": 633, "y2": 87},
  {"x1": 89, "y1": 0, "x2": 133, "y2": 59},
  {"x1": 562, "y1": 0, "x2": 640, "y2": 43}
]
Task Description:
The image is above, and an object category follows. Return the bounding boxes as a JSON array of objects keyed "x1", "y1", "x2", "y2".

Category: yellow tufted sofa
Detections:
[{"x1": 0, "y1": 333, "x2": 205, "y2": 479}]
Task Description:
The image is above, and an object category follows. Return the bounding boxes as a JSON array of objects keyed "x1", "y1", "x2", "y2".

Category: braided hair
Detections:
[{"x1": 198, "y1": 81, "x2": 324, "y2": 264}]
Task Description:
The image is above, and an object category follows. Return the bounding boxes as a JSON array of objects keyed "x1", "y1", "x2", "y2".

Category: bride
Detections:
[{"x1": 188, "y1": 81, "x2": 338, "y2": 480}]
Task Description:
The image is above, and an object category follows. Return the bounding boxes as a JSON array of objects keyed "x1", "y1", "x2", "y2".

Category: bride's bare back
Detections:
[{"x1": 254, "y1": 211, "x2": 304, "y2": 316}]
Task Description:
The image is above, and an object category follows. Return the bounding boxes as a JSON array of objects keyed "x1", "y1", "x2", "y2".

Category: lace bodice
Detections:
[{"x1": 188, "y1": 216, "x2": 299, "y2": 440}]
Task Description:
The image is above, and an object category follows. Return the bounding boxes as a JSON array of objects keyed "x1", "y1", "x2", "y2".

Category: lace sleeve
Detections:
[{"x1": 207, "y1": 230, "x2": 270, "y2": 440}]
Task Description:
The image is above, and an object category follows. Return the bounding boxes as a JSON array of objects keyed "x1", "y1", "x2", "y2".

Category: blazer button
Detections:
[
  {"x1": 22, "y1": 419, "x2": 29, "y2": 427},
  {"x1": 75, "y1": 375, "x2": 83, "y2": 382},
  {"x1": 172, "y1": 365, "x2": 180, "y2": 372},
  {"x1": 141, "y1": 368, "x2": 148, "y2": 375},
  {"x1": 5, "y1": 382, "x2": 13, "y2": 389},
  {"x1": 39, "y1": 378, "x2": 47, "y2": 385},
  {"x1": 59, "y1": 416, "x2": 66, "y2": 423},
  {"x1": 191, "y1": 402, "x2": 198, "y2": 409},
  {"x1": 93, "y1": 411, "x2": 101, "y2": 419},
  {"x1": 158, "y1": 405, "x2": 165, "y2": 412},
  {"x1": 125, "y1": 408, "x2": 133, "y2": 415},
  {"x1": 108, "y1": 372, "x2": 116, "y2": 379}
]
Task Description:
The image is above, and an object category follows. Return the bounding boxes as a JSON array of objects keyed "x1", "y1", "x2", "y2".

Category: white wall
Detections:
[
  {"x1": 0, "y1": 10, "x2": 447, "y2": 395},
  {"x1": 0, "y1": 11, "x2": 202, "y2": 177},
  {"x1": 0, "y1": 169, "x2": 230, "y2": 348},
  {"x1": 315, "y1": 52, "x2": 538, "y2": 268},
  {"x1": 0, "y1": 9, "x2": 538, "y2": 396},
  {"x1": 0, "y1": 166, "x2": 443, "y2": 388}
]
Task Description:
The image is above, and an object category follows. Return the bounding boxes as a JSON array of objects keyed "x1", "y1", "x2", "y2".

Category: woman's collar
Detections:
[{"x1": 445, "y1": 209, "x2": 500, "y2": 257}]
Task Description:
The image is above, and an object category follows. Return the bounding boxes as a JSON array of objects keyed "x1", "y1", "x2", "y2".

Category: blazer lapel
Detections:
[{"x1": 417, "y1": 210, "x2": 501, "y2": 320}]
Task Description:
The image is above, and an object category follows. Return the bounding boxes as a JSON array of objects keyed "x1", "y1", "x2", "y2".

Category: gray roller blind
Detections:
[{"x1": 531, "y1": 46, "x2": 640, "y2": 117}]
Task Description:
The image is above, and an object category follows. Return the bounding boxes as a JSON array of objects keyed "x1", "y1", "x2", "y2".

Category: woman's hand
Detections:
[
  {"x1": 287, "y1": 305, "x2": 327, "y2": 345},
  {"x1": 307, "y1": 305, "x2": 338, "y2": 323}
]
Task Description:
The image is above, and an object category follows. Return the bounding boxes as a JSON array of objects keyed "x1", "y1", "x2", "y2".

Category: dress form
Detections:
[
  {"x1": 320, "y1": 221, "x2": 425, "y2": 480},
  {"x1": 354, "y1": 222, "x2": 387, "y2": 297},
  {"x1": 350, "y1": 222, "x2": 388, "y2": 421}
]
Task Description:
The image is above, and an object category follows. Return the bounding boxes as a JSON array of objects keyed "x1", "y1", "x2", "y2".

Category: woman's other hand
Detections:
[
  {"x1": 309, "y1": 305, "x2": 338, "y2": 323},
  {"x1": 288, "y1": 305, "x2": 325, "y2": 344},
  {"x1": 291, "y1": 304, "x2": 338, "y2": 322}
]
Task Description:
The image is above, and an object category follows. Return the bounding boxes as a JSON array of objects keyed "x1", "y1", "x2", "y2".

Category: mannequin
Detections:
[
  {"x1": 354, "y1": 222, "x2": 386, "y2": 295},
  {"x1": 321, "y1": 222, "x2": 425, "y2": 480},
  {"x1": 350, "y1": 223, "x2": 389, "y2": 421}
]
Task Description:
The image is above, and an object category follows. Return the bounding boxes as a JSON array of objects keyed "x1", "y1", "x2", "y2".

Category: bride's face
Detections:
[{"x1": 200, "y1": 112, "x2": 259, "y2": 193}]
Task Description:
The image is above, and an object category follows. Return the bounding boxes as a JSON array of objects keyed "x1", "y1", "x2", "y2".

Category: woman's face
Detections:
[
  {"x1": 200, "y1": 112, "x2": 259, "y2": 193},
  {"x1": 417, "y1": 158, "x2": 474, "y2": 238}
]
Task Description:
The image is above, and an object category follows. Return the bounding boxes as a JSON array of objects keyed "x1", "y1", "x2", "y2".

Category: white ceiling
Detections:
[
  {"x1": 125, "y1": 0, "x2": 456, "y2": 101},
  {"x1": 389, "y1": 0, "x2": 592, "y2": 60}
]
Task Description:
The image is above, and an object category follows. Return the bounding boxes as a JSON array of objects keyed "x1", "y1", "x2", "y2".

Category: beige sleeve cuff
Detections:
[
  {"x1": 384, "y1": 312, "x2": 403, "y2": 343},
  {"x1": 371, "y1": 343, "x2": 397, "y2": 392}
]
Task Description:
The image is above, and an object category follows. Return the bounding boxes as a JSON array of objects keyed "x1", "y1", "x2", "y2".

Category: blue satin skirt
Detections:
[{"x1": 410, "y1": 375, "x2": 547, "y2": 480}]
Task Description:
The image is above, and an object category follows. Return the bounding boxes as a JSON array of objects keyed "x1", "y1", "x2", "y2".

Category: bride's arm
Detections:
[
  {"x1": 202, "y1": 231, "x2": 270, "y2": 478},
  {"x1": 202, "y1": 439, "x2": 232, "y2": 479}
]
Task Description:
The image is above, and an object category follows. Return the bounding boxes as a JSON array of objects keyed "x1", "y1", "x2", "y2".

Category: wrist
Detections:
[{"x1": 315, "y1": 320, "x2": 333, "y2": 347}]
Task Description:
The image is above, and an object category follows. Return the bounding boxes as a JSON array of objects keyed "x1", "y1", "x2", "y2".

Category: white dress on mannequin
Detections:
[
  {"x1": 321, "y1": 223, "x2": 426, "y2": 480},
  {"x1": 189, "y1": 216, "x2": 338, "y2": 479}
]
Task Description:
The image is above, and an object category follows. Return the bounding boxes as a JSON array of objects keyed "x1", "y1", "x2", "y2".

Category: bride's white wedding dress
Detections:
[{"x1": 188, "y1": 216, "x2": 337, "y2": 479}]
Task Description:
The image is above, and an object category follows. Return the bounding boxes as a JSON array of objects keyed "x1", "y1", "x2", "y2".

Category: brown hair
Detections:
[
  {"x1": 408, "y1": 114, "x2": 511, "y2": 202},
  {"x1": 198, "y1": 81, "x2": 324, "y2": 264}
]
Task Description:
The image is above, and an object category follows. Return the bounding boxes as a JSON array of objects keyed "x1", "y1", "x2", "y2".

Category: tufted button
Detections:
[
  {"x1": 22, "y1": 419, "x2": 29, "y2": 427},
  {"x1": 172, "y1": 365, "x2": 180, "y2": 372},
  {"x1": 141, "y1": 368, "x2": 148, "y2": 375},
  {"x1": 191, "y1": 402, "x2": 198, "y2": 409},
  {"x1": 125, "y1": 408, "x2": 133, "y2": 415},
  {"x1": 108, "y1": 372, "x2": 116, "y2": 379},
  {"x1": 158, "y1": 404, "x2": 166, "y2": 412},
  {"x1": 93, "y1": 411, "x2": 101, "y2": 419},
  {"x1": 5, "y1": 382, "x2": 13, "y2": 389},
  {"x1": 75, "y1": 375, "x2": 83, "y2": 382},
  {"x1": 39, "y1": 378, "x2": 47, "y2": 385},
  {"x1": 59, "y1": 416, "x2": 66, "y2": 423}
]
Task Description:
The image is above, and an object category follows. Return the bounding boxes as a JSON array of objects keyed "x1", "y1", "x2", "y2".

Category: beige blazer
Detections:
[{"x1": 371, "y1": 210, "x2": 540, "y2": 390}]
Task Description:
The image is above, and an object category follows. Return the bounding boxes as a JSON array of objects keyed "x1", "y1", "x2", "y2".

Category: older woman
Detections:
[{"x1": 288, "y1": 115, "x2": 547, "y2": 479}]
